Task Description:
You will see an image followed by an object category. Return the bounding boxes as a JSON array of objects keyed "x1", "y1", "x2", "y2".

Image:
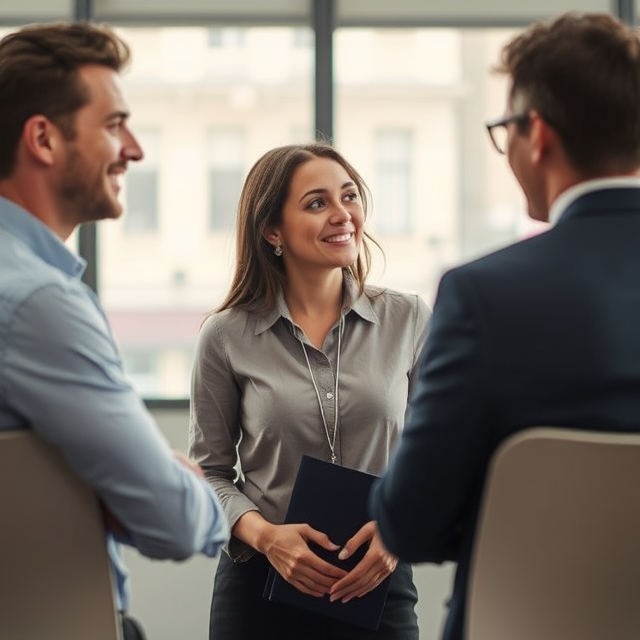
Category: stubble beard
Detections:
[{"x1": 60, "y1": 146, "x2": 121, "y2": 224}]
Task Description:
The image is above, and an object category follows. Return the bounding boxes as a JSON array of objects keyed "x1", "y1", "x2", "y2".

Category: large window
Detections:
[{"x1": 2, "y1": 1, "x2": 617, "y2": 401}]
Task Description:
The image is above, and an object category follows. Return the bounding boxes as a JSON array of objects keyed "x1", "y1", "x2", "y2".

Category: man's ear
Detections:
[
  {"x1": 529, "y1": 110, "x2": 553, "y2": 165},
  {"x1": 21, "y1": 115, "x2": 58, "y2": 167}
]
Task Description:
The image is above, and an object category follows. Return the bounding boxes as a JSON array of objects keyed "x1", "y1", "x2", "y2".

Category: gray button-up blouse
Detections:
[{"x1": 189, "y1": 275, "x2": 430, "y2": 560}]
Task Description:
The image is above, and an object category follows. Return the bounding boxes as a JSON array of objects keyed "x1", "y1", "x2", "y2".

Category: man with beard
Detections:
[
  {"x1": 0, "y1": 22, "x2": 228, "y2": 640},
  {"x1": 370, "y1": 11, "x2": 640, "y2": 640}
]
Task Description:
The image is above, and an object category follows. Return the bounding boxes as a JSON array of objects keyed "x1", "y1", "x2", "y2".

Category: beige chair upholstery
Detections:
[
  {"x1": 0, "y1": 429, "x2": 122, "y2": 640},
  {"x1": 466, "y1": 427, "x2": 640, "y2": 640}
]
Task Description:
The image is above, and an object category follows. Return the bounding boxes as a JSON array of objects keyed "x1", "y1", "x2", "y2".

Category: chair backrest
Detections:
[
  {"x1": 466, "y1": 427, "x2": 640, "y2": 640},
  {"x1": 0, "y1": 429, "x2": 122, "y2": 640}
]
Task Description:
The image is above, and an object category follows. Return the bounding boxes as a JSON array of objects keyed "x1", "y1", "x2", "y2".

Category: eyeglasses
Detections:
[{"x1": 485, "y1": 113, "x2": 530, "y2": 155}]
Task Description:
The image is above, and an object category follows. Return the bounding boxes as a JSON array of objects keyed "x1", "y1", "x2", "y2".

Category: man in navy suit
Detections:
[{"x1": 369, "y1": 11, "x2": 640, "y2": 640}]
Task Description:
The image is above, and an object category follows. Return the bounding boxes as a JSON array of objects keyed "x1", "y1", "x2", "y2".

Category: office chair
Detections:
[
  {"x1": 466, "y1": 427, "x2": 640, "y2": 640},
  {"x1": 0, "y1": 429, "x2": 122, "y2": 640}
]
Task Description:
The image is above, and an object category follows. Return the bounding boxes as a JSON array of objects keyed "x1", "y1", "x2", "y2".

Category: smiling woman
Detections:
[
  {"x1": 188, "y1": 142, "x2": 430, "y2": 640},
  {"x1": 270, "y1": 156, "x2": 364, "y2": 289},
  {"x1": 265, "y1": 158, "x2": 365, "y2": 321}
]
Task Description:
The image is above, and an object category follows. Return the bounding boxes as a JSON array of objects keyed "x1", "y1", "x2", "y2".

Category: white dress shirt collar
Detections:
[{"x1": 548, "y1": 176, "x2": 640, "y2": 226}]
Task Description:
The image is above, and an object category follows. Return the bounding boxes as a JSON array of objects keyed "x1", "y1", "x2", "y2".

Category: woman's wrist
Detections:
[{"x1": 233, "y1": 510, "x2": 275, "y2": 554}]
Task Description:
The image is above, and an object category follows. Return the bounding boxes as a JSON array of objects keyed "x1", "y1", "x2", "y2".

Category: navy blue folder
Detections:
[{"x1": 263, "y1": 455, "x2": 391, "y2": 630}]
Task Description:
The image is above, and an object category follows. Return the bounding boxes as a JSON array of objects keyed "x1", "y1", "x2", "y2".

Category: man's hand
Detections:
[{"x1": 174, "y1": 450, "x2": 205, "y2": 478}]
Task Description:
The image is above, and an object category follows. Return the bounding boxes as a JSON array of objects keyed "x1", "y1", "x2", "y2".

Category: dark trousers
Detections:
[{"x1": 210, "y1": 553, "x2": 419, "y2": 640}]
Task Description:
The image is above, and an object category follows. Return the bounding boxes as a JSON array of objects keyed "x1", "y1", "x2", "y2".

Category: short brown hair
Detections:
[
  {"x1": 495, "y1": 12, "x2": 640, "y2": 175},
  {"x1": 0, "y1": 22, "x2": 130, "y2": 178},
  {"x1": 218, "y1": 143, "x2": 382, "y2": 313}
]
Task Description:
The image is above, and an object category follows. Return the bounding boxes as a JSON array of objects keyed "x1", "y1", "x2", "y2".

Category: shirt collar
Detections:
[
  {"x1": 0, "y1": 196, "x2": 86, "y2": 278},
  {"x1": 548, "y1": 176, "x2": 640, "y2": 226},
  {"x1": 343, "y1": 273, "x2": 378, "y2": 324},
  {"x1": 255, "y1": 271, "x2": 378, "y2": 335}
]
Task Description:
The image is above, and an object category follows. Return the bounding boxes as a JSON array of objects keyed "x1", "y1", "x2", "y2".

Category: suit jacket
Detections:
[{"x1": 370, "y1": 187, "x2": 640, "y2": 640}]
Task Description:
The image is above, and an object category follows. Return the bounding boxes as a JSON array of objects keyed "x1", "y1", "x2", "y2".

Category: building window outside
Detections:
[
  {"x1": 125, "y1": 128, "x2": 159, "y2": 234},
  {"x1": 374, "y1": 129, "x2": 413, "y2": 234},
  {"x1": 208, "y1": 129, "x2": 245, "y2": 231}
]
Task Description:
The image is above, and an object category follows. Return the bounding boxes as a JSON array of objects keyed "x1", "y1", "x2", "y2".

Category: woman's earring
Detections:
[{"x1": 274, "y1": 244, "x2": 283, "y2": 257}]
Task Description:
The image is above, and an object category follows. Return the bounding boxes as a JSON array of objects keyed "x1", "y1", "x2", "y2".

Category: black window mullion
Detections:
[
  {"x1": 613, "y1": 0, "x2": 636, "y2": 25},
  {"x1": 74, "y1": 0, "x2": 98, "y2": 293},
  {"x1": 313, "y1": 0, "x2": 334, "y2": 142}
]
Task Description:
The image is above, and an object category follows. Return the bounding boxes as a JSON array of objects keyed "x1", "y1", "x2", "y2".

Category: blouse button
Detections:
[{"x1": 326, "y1": 392, "x2": 334, "y2": 399}]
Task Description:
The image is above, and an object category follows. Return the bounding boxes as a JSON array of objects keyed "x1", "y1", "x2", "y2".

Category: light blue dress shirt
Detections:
[{"x1": 0, "y1": 196, "x2": 229, "y2": 610}]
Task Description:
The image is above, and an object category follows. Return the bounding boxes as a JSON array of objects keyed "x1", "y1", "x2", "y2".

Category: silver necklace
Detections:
[{"x1": 298, "y1": 314, "x2": 344, "y2": 464}]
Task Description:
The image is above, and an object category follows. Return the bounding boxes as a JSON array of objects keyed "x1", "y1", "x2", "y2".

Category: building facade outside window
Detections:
[{"x1": 125, "y1": 128, "x2": 160, "y2": 234}]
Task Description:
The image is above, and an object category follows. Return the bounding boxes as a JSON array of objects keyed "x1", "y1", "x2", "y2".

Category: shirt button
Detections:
[{"x1": 326, "y1": 392, "x2": 334, "y2": 399}]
